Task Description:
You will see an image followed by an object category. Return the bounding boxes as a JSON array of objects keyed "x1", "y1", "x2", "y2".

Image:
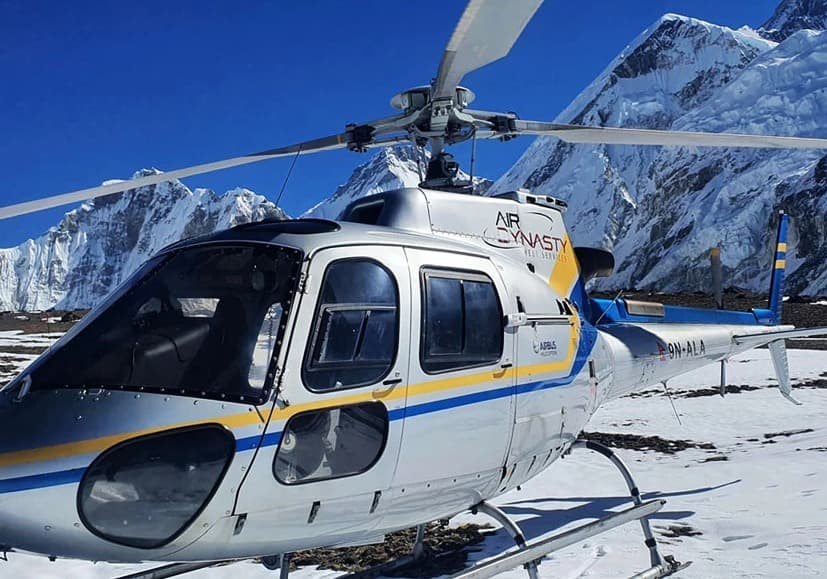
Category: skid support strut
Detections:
[
  {"x1": 452, "y1": 439, "x2": 687, "y2": 579},
  {"x1": 572, "y1": 440, "x2": 663, "y2": 568},
  {"x1": 570, "y1": 439, "x2": 687, "y2": 577},
  {"x1": 471, "y1": 502, "x2": 539, "y2": 579}
]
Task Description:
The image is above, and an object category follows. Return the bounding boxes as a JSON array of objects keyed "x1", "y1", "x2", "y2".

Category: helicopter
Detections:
[{"x1": 2, "y1": 1, "x2": 827, "y2": 578}]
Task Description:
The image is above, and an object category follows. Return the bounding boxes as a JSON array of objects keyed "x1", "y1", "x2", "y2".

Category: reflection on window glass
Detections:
[
  {"x1": 463, "y1": 280, "x2": 501, "y2": 359},
  {"x1": 29, "y1": 244, "x2": 301, "y2": 403},
  {"x1": 422, "y1": 271, "x2": 503, "y2": 373},
  {"x1": 78, "y1": 425, "x2": 234, "y2": 548},
  {"x1": 274, "y1": 403, "x2": 388, "y2": 484},
  {"x1": 426, "y1": 277, "x2": 462, "y2": 355},
  {"x1": 249, "y1": 303, "x2": 283, "y2": 387},
  {"x1": 178, "y1": 298, "x2": 221, "y2": 318},
  {"x1": 304, "y1": 260, "x2": 398, "y2": 391}
]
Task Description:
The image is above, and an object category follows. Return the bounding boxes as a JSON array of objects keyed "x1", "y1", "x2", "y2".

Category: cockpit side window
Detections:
[
  {"x1": 421, "y1": 269, "x2": 503, "y2": 373},
  {"x1": 303, "y1": 259, "x2": 398, "y2": 392}
]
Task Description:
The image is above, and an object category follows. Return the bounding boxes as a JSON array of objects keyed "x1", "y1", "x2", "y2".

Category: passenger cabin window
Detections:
[
  {"x1": 274, "y1": 402, "x2": 388, "y2": 484},
  {"x1": 421, "y1": 270, "x2": 503, "y2": 373},
  {"x1": 303, "y1": 260, "x2": 398, "y2": 391}
]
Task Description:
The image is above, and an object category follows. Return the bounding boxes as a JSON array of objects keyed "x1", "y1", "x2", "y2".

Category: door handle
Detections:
[{"x1": 373, "y1": 377, "x2": 402, "y2": 398}]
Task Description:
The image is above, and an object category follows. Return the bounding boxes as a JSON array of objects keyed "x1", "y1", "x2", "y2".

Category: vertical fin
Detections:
[
  {"x1": 768, "y1": 340, "x2": 801, "y2": 405},
  {"x1": 767, "y1": 211, "x2": 788, "y2": 325}
]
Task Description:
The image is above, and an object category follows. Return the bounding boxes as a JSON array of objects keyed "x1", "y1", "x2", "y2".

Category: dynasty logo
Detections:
[{"x1": 484, "y1": 210, "x2": 567, "y2": 259}]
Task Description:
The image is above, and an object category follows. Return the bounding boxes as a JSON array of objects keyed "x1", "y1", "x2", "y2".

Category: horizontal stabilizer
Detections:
[{"x1": 733, "y1": 327, "x2": 827, "y2": 347}]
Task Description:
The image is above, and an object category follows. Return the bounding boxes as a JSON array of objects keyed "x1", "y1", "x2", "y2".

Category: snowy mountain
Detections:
[
  {"x1": 302, "y1": 144, "x2": 491, "y2": 219},
  {"x1": 0, "y1": 170, "x2": 284, "y2": 311},
  {"x1": 761, "y1": 0, "x2": 827, "y2": 41},
  {"x1": 0, "y1": 145, "x2": 482, "y2": 312},
  {"x1": 302, "y1": 145, "x2": 425, "y2": 220},
  {"x1": 491, "y1": 3, "x2": 827, "y2": 295},
  {"x1": 5, "y1": 0, "x2": 827, "y2": 310}
]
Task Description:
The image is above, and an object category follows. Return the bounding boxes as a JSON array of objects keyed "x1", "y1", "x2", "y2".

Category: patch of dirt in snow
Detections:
[
  {"x1": 580, "y1": 431, "x2": 716, "y2": 454},
  {"x1": 628, "y1": 375, "x2": 827, "y2": 400},
  {"x1": 655, "y1": 523, "x2": 703, "y2": 539},
  {"x1": 763, "y1": 428, "x2": 815, "y2": 439},
  {"x1": 0, "y1": 345, "x2": 48, "y2": 356},
  {"x1": 0, "y1": 311, "x2": 84, "y2": 334},
  {"x1": 627, "y1": 384, "x2": 762, "y2": 398},
  {"x1": 289, "y1": 523, "x2": 491, "y2": 577}
]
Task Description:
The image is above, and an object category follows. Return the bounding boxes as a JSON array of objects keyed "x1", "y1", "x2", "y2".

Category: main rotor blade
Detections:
[
  {"x1": 432, "y1": 0, "x2": 543, "y2": 100},
  {"x1": 0, "y1": 133, "x2": 408, "y2": 221},
  {"x1": 515, "y1": 121, "x2": 827, "y2": 149}
]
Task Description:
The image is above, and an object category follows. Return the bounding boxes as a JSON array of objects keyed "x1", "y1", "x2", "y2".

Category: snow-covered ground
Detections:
[
  {"x1": 0, "y1": 330, "x2": 63, "y2": 349},
  {"x1": 0, "y1": 347, "x2": 825, "y2": 578},
  {"x1": 0, "y1": 331, "x2": 61, "y2": 387}
]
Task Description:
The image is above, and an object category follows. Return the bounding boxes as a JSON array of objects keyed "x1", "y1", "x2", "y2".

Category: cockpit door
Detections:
[{"x1": 233, "y1": 245, "x2": 410, "y2": 544}]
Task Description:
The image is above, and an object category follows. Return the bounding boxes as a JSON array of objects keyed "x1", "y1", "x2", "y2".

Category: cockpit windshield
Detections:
[{"x1": 27, "y1": 243, "x2": 302, "y2": 404}]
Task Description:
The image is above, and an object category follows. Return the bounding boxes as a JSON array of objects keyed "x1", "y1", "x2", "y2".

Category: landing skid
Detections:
[
  {"x1": 448, "y1": 439, "x2": 688, "y2": 579},
  {"x1": 116, "y1": 439, "x2": 688, "y2": 579},
  {"x1": 116, "y1": 560, "x2": 233, "y2": 579},
  {"x1": 342, "y1": 439, "x2": 688, "y2": 579}
]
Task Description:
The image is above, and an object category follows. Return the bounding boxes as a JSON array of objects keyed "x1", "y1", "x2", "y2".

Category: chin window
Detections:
[{"x1": 77, "y1": 425, "x2": 235, "y2": 548}]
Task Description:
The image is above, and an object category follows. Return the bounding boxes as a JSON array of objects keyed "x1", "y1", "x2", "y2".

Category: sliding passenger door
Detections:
[{"x1": 385, "y1": 248, "x2": 514, "y2": 527}]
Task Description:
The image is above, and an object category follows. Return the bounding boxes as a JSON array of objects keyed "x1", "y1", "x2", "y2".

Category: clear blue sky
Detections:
[{"x1": 0, "y1": 0, "x2": 781, "y2": 247}]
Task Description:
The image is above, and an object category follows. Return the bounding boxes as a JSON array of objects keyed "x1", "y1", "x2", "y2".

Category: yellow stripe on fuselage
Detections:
[
  {"x1": 775, "y1": 260, "x2": 786, "y2": 269},
  {"x1": 549, "y1": 234, "x2": 579, "y2": 298},
  {"x1": 777, "y1": 243, "x2": 787, "y2": 252},
  {"x1": 0, "y1": 410, "x2": 264, "y2": 469},
  {"x1": 0, "y1": 328, "x2": 584, "y2": 470}
]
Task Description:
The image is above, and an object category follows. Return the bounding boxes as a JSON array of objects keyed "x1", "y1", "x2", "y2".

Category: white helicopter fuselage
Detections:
[{"x1": 0, "y1": 187, "x2": 791, "y2": 563}]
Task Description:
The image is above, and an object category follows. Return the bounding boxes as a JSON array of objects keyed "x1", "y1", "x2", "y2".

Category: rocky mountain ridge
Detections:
[
  {"x1": 492, "y1": 2, "x2": 827, "y2": 295},
  {"x1": 0, "y1": 171, "x2": 283, "y2": 311},
  {"x1": 302, "y1": 145, "x2": 491, "y2": 220}
]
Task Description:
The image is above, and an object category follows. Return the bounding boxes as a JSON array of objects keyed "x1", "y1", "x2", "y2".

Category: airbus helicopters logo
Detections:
[
  {"x1": 484, "y1": 211, "x2": 567, "y2": 260},
  {"x1": 533, "y1": 339, "x2": 558, "y2": 356}
]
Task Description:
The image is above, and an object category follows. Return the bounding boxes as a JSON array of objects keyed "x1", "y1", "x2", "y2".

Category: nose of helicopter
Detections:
[
  {"x1": 0, "y1": 388, "x2": 94, "y2": 555},
  {"x1": 0, "y1": 386, "x2": 242, "y2": 560}
]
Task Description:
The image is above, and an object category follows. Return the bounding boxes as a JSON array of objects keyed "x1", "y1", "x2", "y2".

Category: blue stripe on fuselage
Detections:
[{"x1": 0, "y1": 324, "x2": 599, "y2": 494}]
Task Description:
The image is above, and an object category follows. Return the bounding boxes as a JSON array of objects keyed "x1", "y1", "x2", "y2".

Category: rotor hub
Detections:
[{"x1": 390, "y1": 86, "x2": 475, "y2": 113}]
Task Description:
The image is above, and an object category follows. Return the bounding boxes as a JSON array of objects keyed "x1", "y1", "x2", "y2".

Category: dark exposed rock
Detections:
[
  {"x1": 760, "y1": 0, "x2": 827, "y2": 41},
  {"x1": 580, "y1": 431, "x2": 716, "y2": 454},
  {"x1": 289, "y1": 523, "x2": 490, "y2": 577},
  {"x1": 764, "y1": 428, "x2": 815, "y2": 438},
  {"x1": 0, "y1": 176, "x2": 285, "y2": 311}
]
